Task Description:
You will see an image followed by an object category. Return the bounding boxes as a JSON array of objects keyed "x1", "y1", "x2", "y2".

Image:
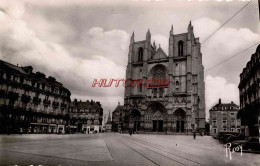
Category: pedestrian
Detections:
[
  {"x1": 129, "y1": 129, "x2": 132, "y2": 136},
  {"x1": 193, "y1": 132, "x2": 196, "y2": 139},
  {"x1": 19, "y1": 127, "x2": 23, "y2": 135}
]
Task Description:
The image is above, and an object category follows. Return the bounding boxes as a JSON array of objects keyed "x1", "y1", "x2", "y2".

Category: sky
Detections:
[{"x1": 0, "y1": 0, "x2": 259, "y2": 120}]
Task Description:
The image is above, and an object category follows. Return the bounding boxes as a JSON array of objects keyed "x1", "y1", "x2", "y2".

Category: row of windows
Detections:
[
  {"x1": 212, "y1": 112, "x2": 237, "y2": 117},
  {"x1": 1, "y1": 72, "x2": 68, "y2": 97},
  {"x1": 211, "y1": 106, "x2": 239, "y2": 110}
]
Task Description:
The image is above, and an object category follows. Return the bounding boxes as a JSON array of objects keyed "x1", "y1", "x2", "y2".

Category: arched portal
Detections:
[
  {"x1": 174, "y1": 108, "x2": 186, "y2": 133},
  {"x1": 145, "y1": 102, "x2": 167, "y2": 132},
  {"x1": 130, "y1": 109, "x2": 141, "y2": 132}
]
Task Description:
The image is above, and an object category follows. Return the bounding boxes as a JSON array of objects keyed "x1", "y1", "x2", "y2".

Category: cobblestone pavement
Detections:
[{"x1": 0, "y1": 133, "x2": 259, "y2": 166}]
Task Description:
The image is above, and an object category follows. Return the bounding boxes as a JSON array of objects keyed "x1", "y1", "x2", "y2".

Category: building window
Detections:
[
  {"x1": 138, "y1": 47, "x2": 143, "y2": 62},
  {"x1": 178, "y1": 41, "x2": 184, "y2": 57},
  {"x1": 139, "y1": 86, "x2": 142, "y2": 93},
  {"x1": 159, "y1": 88, "x2": 164, "y2": 97},
  {"x1": 152, "y1": 88, "x2": 157, "y2": 97},
  {"x1": 213, "y1": 120, "x2": 217, "y2": 126}
]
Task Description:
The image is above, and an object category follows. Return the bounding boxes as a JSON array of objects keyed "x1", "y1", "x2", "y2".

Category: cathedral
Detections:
[{"x1": 123, "y1": 22, "x2": 206, "y2": 134}]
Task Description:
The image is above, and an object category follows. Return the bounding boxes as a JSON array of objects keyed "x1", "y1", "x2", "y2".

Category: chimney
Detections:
[
  {"x1": 118, "y1": 102, "x2": 120, "y2": 106},
  {"x1": 219, "y1": 98, "x2": 221, "y2": 104}
]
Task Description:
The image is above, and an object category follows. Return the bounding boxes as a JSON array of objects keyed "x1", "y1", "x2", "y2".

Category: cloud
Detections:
[
  {"x1": 85, "y1": 27, "x2": 129, "y2": 65},
  {"x1": 193, "y1": 17, "x2": 260, "y2": 71},
  {"x1": 0, "y1": 1, "x2": 128, "y2": 115},
  {"x1": 205, "y1": 75, "x2": 239, "y2": 120}
]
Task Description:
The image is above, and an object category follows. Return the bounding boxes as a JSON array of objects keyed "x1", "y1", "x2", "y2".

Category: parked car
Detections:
[
  {"x1": 226, "y1": 134, "x2": 245, "y2": 143},
  {"x1": 231, "y1": 137, "x2": 260, "y2": 151},
  {"x1": 220, "y1": 134, "x2": 236, "y2": 143},
  {"x1": 217, "y1": 131, "x2": 239, "y2": 141}
]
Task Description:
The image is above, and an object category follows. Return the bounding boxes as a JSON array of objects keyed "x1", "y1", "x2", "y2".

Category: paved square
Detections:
[{"x1": 0, "y1": 133, "x2": 259, "y2": 166}]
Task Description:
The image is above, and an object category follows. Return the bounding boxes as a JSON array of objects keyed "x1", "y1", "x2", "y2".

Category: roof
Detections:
[
  {"x1": 0, "y1": 59, "x2": 71, "y2": 94},
  {"x1": 113, "y1": 105, "x2": 123, "y2": 114},
  {"x1": 71, "y1": 100, "x2": 102, "y2": 110},
  {"x1": 152, "y1": 47, "x2": 167, "y2": 60},
  {"x1": 209, "y1": 102, "x2": 239, "y2": 112},
  {"x1": 0, "y1": 60, "x2": 29, "y2": 75}
]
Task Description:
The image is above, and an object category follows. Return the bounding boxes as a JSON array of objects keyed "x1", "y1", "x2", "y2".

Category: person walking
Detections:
[
  {"x1": 19, "y1": 127, "x2": 23, "y2": 135},
  {"x1": 193, "y1": 132, "x2": 196, "y2": 139}
]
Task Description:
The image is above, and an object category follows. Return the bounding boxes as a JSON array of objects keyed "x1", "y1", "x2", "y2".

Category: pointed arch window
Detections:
[
  {"x1": 138, "y1": 47, "x2": 143, "y2": 62},
  {"x1": 178, "y1": 41, "x2": 184, "y2": 57}
]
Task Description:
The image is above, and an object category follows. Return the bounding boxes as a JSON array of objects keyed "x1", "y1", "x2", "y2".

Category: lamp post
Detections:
[{"x1": 166, "y1": 116, "x2": 168, "y2": 135}]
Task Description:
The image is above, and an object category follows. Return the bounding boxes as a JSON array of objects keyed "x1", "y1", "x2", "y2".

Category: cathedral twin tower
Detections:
[{"x1": 123, "y1": 22, "x2": 206, "y2": 134}]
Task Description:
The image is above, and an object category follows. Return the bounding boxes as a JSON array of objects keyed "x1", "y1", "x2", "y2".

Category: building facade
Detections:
[
  {"x1": 69, "y1": 99, "x2": 103, "y2": 133},
  {"x1": 0, "y1": 60, "x2": 71, "y2": 134},
  {"x1": 209, "y1": 99, "x2": 241, "y2": 137},
  {"x1": 238, "y1": 45, "x2": 260, "y2": 137},
  {"x1": 112, "y1": 102, "x2": 124, "y2": 132},
  {"x1": 124, "y1": 22, "x2": 206, "y2": 134}
]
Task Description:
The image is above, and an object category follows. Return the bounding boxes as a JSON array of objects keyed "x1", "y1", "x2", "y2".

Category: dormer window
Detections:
[{"x1": 138, "y1": 47, "x2": 143, "y2": 62}]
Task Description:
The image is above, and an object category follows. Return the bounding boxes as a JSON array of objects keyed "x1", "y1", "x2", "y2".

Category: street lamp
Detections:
[{"x1": 166, "y1": 116, "x2": 168, "y2": 135}]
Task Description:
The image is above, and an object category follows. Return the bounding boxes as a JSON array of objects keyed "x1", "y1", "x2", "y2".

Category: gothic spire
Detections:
[
  {"x1": 146, "y1": 29, "x2": 151, "y2": 41},
  {"x1": 188, "y1": 20, "x2": 193, "y2": 31},
  {"x1": 130, "y1": 31, "x2": 135, "y2": 43},
  {"x1": 153, "y1": 41, "x2": 156, "y2": 50},
  {"x1": 170, "y1": 24, "x2": 173, "y2": 35}
]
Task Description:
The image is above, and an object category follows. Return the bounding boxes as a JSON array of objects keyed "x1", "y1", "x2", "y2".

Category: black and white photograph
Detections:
[{"x1": 0, "y1": 0, "x2": 259, "y2": 165}]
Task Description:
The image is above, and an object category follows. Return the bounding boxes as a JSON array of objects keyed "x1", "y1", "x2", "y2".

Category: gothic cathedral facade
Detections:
[{"x1": 124, "y1": 22, "x2": 206, "y2": 134}]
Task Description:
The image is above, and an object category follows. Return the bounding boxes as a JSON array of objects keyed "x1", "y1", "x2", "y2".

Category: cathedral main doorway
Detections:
[
  {"x1": 152, "y1": 120, "x2": 163, "y2": 132},
  {"x1": 146, "y1": 102, "x2": 167, "y2": 132}
]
